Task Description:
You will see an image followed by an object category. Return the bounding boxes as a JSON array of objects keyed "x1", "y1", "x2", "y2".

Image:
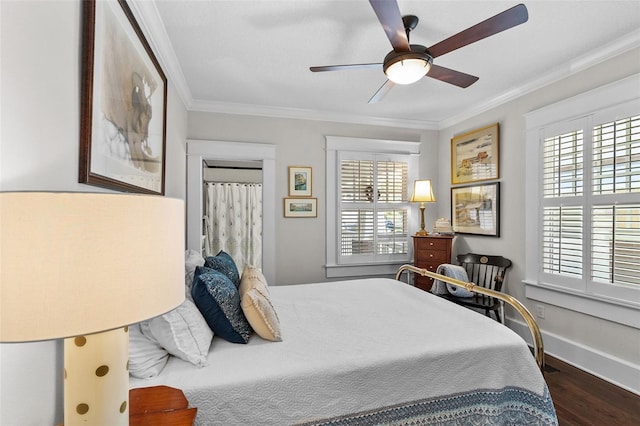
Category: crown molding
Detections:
[
  {"x1": 439, "y1": 29, "x2": 640, "y2": 129},
  {"x1": 128, "y1": 0, "x2": 193, "y2": 108},
  {"x1": 189, "y1": 99, "x2": 440, "y2": 130}
]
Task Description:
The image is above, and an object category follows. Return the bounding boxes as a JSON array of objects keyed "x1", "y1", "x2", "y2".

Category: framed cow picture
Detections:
[{"x1": 79, "y1": 0, "x2": 167, "y2": 194}]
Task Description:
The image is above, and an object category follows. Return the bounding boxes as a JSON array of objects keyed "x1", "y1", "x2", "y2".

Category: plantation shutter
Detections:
[
  {"x1": 338, "y1": 154, "x2": 409, "y2": 263},
  {"x1": 542, "y1": 130, "x2": 584, "y2": 279},
  {"x1": 591, "y1": 115, "x2": 640, "y2": 287}
]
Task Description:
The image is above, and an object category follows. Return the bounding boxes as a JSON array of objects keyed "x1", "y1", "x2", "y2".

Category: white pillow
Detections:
[
  {"x1": 141, "y1": 299, "x2": 213, "y2": 367},
  {"x1": 241, "y1": 288, "x2": 282, "y2": 342},
  {"x1": 185, "y1": 249, "x2": 205, "y2": 301},
  {"x1": 128, "y1": 323, "x2": 170, "y2": 379}
]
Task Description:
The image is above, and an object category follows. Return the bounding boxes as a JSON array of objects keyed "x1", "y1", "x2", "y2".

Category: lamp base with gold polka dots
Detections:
[{"x1": 64, "y1": 327, "x2": 129, "y2": 425}]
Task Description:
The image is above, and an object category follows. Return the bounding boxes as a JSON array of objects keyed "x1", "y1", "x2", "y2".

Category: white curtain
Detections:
[{"x1": 204, "y1": 183, "x2": 262, "y2": 272}]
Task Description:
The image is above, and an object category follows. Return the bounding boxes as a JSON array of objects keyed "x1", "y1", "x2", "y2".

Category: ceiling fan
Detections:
[{"x1": 310, "y1": 0, "x2": 528, "y2": 103}]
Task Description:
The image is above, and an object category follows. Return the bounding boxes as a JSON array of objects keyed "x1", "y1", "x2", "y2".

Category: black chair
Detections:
[{"x1": 439, "y1": 253, "x2": 512, "y2": 323}]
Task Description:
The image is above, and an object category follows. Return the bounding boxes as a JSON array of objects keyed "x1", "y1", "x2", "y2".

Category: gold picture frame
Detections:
[
  {"x1": 284, "y1": 198, "x2": 317, "y2": 218},
  {"x1": 451, "y1": 123, "x2": 499, "y2": 185},
  {"x1": 288, "y1": 166, "x2": 312, "y2": 197}
]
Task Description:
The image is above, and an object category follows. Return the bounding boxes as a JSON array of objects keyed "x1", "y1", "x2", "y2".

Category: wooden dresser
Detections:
[{"x1": 412, "y1": 235, "x2": 454, "y2": 292}]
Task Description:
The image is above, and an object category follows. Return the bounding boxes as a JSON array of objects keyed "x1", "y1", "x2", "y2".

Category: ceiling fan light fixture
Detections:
[{"x1": 384, "y1": 52, "x2": 433, "y2": 85}]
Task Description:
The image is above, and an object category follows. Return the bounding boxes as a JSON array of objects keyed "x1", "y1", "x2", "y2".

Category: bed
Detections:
[{"x1": 130, "y1": 254, "x2": 556, "y2": 425}]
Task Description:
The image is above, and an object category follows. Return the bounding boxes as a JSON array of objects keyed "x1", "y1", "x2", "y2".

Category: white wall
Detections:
[
  {"x1": 0, "y1": 1, "x2": 188, "y2": 424},
  {"x1": 188, "y1": 112, "x2": 440, "y2": 285},
  {"x1": 437, "y1": 47, "x2": 640, "y2": 387}
]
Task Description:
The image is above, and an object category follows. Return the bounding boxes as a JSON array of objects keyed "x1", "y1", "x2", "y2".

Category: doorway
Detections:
[{"x1": 186, "y1": 140, "x2": 276, "y2": 283}]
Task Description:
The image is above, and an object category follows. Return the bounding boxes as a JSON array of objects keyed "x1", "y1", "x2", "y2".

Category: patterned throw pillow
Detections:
[
  {"x1": 192, "y1": 266, "x2": 251, "y2": 344},
  {"x1": 204, "y1": 250, "x2": 240, "y2": 288}
]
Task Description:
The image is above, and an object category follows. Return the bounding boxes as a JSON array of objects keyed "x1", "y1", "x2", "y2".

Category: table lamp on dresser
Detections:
[
  {"x1": 0, "y1": 192, "x2": 185, "y2": 426},
  {"x1": 410, "y1": 179, "x2": 436, "y2": 236}
]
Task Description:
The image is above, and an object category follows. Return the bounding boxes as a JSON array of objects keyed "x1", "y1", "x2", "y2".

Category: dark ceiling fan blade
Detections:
[
  {"x1": 310, "y1": 63, "x2": 382, "y2": 72},
  {"x1": 427, "y1": 64, "x2": 479, "y2": 88},
  {"x1": 368, "y1": 79, "x2": 395, "y2": 103},
  {"x1": 369, "y1": 0, "x2": 410, "y2": 52},
  {"x1": 428, "y1": 4, "x2": 528, "y2": 58}
]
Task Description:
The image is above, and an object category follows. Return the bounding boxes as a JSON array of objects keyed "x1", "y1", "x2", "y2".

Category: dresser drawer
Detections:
[
  {"x1": 415, "y1": 250, "x2": 450, "y2": 264},
  {"x1": 417, "y1": 238, "x2": 449, "y2": 251},
  {"x1": 412, "y1": 235, "x2": 454, "y2": 292}
]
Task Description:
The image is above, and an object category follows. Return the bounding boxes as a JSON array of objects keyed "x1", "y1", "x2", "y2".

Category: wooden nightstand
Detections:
[
  {"x1": 412, "y1": 235, "x2": 453, "y2": 292},
  {"x1": 130, "y1": 386, "x2": 197, "y2": 426}
]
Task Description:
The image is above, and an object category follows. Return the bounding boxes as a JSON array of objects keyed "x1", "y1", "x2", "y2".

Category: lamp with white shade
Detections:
[
  {"x1": 410, "y1": 179, "x2": 436, "y2": 236},
  {"x1": 0, "y1": 192, "x2": 185, "y2": 426}
]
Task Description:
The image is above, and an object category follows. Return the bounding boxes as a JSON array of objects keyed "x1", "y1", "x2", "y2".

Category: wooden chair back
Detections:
[{"x1": 456, "y1": 253, "x2": 512, "y2": 292}]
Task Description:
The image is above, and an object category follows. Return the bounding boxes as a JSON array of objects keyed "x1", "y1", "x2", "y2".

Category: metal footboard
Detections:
[{"x1": 395, "y1": 264, "x2": 545, "y2": 370}]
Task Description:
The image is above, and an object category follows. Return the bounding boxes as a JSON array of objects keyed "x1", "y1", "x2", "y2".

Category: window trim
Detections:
[
  {"x1": 524, "y1": 74, "x2": 640, "y2": 328},
  {"x1": 326, "y1": 136, "x2": 420, "y2": 278}
]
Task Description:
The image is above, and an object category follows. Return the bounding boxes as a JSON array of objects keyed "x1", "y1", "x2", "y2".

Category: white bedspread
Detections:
[{"x1": 130, "y1": 278, "x2": 550, "y2": 425}]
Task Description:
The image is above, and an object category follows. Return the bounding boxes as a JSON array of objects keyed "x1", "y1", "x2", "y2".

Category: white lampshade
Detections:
[
  {"x1": 411, "y1": 179, "x2": 436, "y2": 203},
  {"x1": 0, "y1": 192, "x2": 185, "y2": 341},
  {"x1": 0, "y1": 192, "x2": 185, "y2": 425}
]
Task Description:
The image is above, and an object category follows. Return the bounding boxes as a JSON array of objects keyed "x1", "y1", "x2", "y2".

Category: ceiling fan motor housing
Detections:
[{"x1": 383, "y1": 45, "x2": 433, "y2": 85}]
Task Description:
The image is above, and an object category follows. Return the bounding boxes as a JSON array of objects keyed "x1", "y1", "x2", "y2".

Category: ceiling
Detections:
[{"x1": 137, "y1": 1, "x2": 640, "y2": 129}]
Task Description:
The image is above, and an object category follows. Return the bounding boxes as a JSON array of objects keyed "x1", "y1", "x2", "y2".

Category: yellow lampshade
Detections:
[
  {"x1": 411, "y1": 179, "x2": 436, "y2": 203},
  {"x1": 410, "y1": 180, "x2": 436, "y2": 236}
]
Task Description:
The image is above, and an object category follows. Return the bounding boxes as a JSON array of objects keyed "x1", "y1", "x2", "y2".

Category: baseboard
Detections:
[{"x1": 506, "y1": 317, "x2": 640, "y2": 396}]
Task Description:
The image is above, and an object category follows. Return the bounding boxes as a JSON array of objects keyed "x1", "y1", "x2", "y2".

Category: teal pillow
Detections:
[
  {"x1": 204, "y1": 250, "x2": 240, "y2": 288},
  {"x1": 192, "y1": 266, "x2": 251, "y2": 344}
]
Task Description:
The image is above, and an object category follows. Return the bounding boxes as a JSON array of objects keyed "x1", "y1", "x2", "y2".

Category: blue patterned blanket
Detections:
[
  {"x1": 299, "y1": 386, "x2": 557, "y2": 426},
  {"x1": 431, "y1": 264, "x2": 474, "y2": 297}
]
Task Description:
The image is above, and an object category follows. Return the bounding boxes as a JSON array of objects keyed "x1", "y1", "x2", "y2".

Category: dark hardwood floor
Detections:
[{"x1": 544, "y1": 354, "x2": 640, "y2": 425}]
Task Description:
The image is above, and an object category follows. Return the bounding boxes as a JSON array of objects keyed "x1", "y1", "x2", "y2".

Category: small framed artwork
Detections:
[
  {"x1": 451, "y1": 182, "x2": 500, "y2": 237},
  {"x1": 79, "y1": 0, "x2": 168, "y2": 194},
  {"x1": 451, "y1": 123, "x2": 499, "y2": 185},
  {"x1": 284, "y1": 198, "x2": 317, "y2": 218},
  {"x1": 288, "y1": 166, "x2": 312, "y2": 197}
]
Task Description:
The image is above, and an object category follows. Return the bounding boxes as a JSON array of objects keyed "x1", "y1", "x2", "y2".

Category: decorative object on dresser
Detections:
[
  {"x1": 433, "y1": 217, "x2": 454, "y2": 235},
  {"x1": 410, "y1": 179, "x2": 436, "y2": 236},
  {"x1": 412, "y1": 234, "x2": 453, "y2": 292},
  {"x1": 130, "y1": 386, "x2": 196, "y2": 426},
  {"x1": 0, "y1": 192, "x2": 184, "y2": 426}
]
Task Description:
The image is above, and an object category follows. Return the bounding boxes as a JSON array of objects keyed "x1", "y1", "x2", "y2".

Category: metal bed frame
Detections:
[{"x1": 395, "y1": 264, "x2": 545, "y2": 370}]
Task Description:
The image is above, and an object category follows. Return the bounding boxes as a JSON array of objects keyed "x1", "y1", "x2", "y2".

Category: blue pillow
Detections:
[
  {"x1": 192, "y1": 266, "x2": 251, "y2": 344},
  {"x1": 204, "y1": 250, "x2": 240, "y2": 288}
]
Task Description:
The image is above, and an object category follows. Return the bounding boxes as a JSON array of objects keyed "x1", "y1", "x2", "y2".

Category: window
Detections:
[
  {"x1": 326, "y1": 136, "x2": 419, "y2": 278},
  {"x1": 525, "y1": 75, "x2": 640, "y2": 328},
  {"x1": 339, "y1": 154, "x2": 409, "y2": 262}
]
